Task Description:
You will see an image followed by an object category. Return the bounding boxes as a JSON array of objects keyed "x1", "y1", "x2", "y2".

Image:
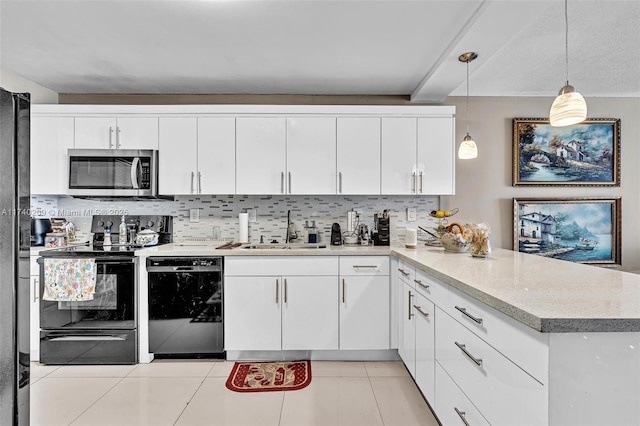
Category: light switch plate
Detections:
[
  {"x1": 407, "y1": 208, "x2": 417, "y2": 222},
  {"x1": 189, "y1": 208, "x2": 199, "y2": 223}
]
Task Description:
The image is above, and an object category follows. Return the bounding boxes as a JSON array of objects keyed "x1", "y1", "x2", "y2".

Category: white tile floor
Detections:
[{"x1": 30, "y1": 360, "x2": 439, "y2": 426}]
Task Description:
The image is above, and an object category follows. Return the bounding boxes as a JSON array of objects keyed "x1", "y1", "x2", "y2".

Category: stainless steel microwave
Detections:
[{"x1": 68, "y1": 149, "x2": 158, "y2": 197}]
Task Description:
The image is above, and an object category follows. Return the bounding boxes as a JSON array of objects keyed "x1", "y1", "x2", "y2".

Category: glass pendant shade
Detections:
[
  {"x1": 458, "y1": 133, "x2": 478, "y2": 159},
  {"x1": 549, "y1": 84, "x2": 587, "y2": 127}
]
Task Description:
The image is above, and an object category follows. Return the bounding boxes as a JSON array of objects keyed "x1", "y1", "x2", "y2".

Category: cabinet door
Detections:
[
  {"x1": 414, "y1": 291, "x2": 435, "y2": 404},
  {"x1": 158, "y1": 117, "x2": 198, "y2": 195},
  {"x1": 398, "y1": 280, "x2": 416, "y2": 377},
  {"x1": 381, "y1": 117, "x2": 417, "y2": 195},
  {"x1": 339, "y1": 275, "x2": 389, "y2": 350},
  {"x1": 30, "y1": 116, "x2": 74, "y2": 194},
  {"x1": 115, "y1": 117, "x2": 159, "y2": 150},
  {"x1": 224, "y1": 276, "x2": 281, "y2": 351},
  {"x1": 236, "y1": 117, "x2": 286, "y2": 194},
  {"x1": 74, "y1": 117, "x2": 117, "y2": 149},
  {"x1": 281, "y1": 276, "x2": 338, "y2": 350},
  {"x1": 417, "y1": 117, "x2": 455, "y2": 195},
  {"x1": 197, "y1": 117, "x2": 236, "y2": 194},
  {"x1": 286, "y1": 117, "x2": 336, "y2": 194},
  {"x1": 336, "y1": 117, "x2": 381, "y2": 194}
]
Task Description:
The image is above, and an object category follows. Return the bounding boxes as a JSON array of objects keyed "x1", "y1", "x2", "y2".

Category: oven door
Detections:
[
  {"x1": 39, "y1": 257, "x2": 136, "y2": 330},
  {"x1": 67, "y1": 149, "x2": 157, "y2": 196},
  {"x1": 39, "y1": 329, "x2": 137, "y2": 365}
]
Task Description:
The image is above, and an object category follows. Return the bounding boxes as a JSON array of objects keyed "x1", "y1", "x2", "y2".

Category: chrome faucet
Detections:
[{"x1": 286, "y1": 210, "x2": 297, "y2": 243}]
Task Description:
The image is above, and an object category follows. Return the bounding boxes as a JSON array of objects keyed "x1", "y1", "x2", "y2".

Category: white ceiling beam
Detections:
[{"x1": 411, "y1": 0, "x2": 549, "y2": 103}]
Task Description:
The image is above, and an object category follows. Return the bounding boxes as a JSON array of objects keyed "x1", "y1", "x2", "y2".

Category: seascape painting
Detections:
[
  {"x1": 513, "y1": 118, "x2": 620, "y2": 186},
  {"x1": 513, "y1": 198, "x2": 621, "y2": 267}
]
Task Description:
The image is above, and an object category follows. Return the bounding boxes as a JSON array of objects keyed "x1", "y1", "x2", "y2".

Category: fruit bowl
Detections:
[{"x1": 438, "y1": 223, "x2": 471, "y2": 253}]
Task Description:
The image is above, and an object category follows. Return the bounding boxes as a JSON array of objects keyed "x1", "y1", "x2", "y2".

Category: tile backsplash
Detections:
[{"x1": 31, "y1": 195, "x2": 440, "y2": 244}]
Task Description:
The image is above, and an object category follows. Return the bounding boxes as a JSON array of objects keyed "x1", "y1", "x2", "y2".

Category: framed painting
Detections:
[
  {"x1": 513, "y1": 197, "x2": 621, "y2": 267},
  {"x1": 513, "y1": 118, "x2": 620, "y2": 186}
]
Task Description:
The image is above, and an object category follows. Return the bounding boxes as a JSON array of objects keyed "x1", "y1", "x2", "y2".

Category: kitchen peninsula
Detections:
[{"x1": 135, "y1": 243, "x2": 640, "y2": 426}]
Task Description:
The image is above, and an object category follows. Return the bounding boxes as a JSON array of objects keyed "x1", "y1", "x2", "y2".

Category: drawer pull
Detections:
[
  {"x1": 413, "y1": 305, "x2": 429, "y2": 317},
  {"x1": 353, "y1": 265, "x2": 378, "y2": 269},
  {"x1": 398, "y1": 268, "x2": 410, "y2": 277},
  {"x1": 414, "y1": 279, "x2": 429, "y2": 289},
  {"x1": 454, "y1": 407, "x2": 470, "y2": 426},
  {"x1": 455, "y1": 305, "x2": 483, "y2": 325},
  {"x1": 455, "y1": 341, "x2": 483, "y2": 366}
]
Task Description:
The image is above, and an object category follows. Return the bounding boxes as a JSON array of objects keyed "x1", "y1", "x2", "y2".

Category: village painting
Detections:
[
  {"x1": 513, "y1": 118, "x2": 620, "y2": 186},
  {"x1": 513, "y1": 198, "x2": 621, "y2": 267}
]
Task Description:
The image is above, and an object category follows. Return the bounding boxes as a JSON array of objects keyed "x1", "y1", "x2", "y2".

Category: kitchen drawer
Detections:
[
  {"x1": 435, "y1": 363, "x2": 490, "y2": 426},
  {"x1": 413, "y1": 267, "x2": 447, "y2": 306},
  {"x1": 339, "y1": 256, "x2": 389, "y2": 276},
  {"x1": 436, "y1": 276, "x2": 548, "y2": 383},
  {"x1": 435, "y1": 308, "x2": 547, "y2": 426},
  {"x1": 225, "y1": 256, "x2": 338, "y2": 276},
  {"x1": 397, "y1": 259, "x2": 415, "y2": 287}
]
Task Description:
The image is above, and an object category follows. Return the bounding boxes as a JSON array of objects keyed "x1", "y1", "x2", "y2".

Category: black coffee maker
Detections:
[
  {"x1": 331, "y1": 223, "x2": 342, "y2": 245},
  {"x1": 373, "y1": 211, "x2": 390, "y2": 246},
  {"x1": 31, "y1": 218, "x2": 52, "y2": 246}
]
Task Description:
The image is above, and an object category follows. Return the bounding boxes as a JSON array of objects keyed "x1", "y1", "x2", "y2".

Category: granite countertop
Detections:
[
  {"x1": 135, "y1": 242, "x2": 392, "y2": 257},
  {"x1": 392, "y1": 246, "x2": 640, "y2": 333}
]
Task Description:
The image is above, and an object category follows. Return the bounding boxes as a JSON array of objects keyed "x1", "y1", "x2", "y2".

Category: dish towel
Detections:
[{"x1": 43, "y1": 258, "x2": 97, "y2": 301}]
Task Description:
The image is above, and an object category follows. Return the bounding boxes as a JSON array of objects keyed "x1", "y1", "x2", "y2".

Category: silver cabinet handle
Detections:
[
  {"x1": 455, "y1": 306, "x2": 483, "y2": 325},
  {"x1": 33, "y1": 278, "x2": 38, "y2": 303},
  {"x1": 342, "y1": 278, "x2": 345, "y2": 303},
  {"x1": 191, "y1": 172, "x2": 195, "y2": 194},
  {"x1": 419, "y1": 170, "x2": 423, "y2": 194},
  {"x1": 398, "y1": 268, "x2": 410, "y2": 277},
  {"x1": 413, "y1": 305, "x2": 429, "y2": 317},
  {"x1": 414, "y1": 279, "x2": 429, "y2": 290},
  {"x1": 407, "y1": 290, "x2": 413, "y2": 320},
  {"x1": 411, "y1": 171, "x2": 416, "y2": 193},
  {"x1": 284, "y1": 278, "x2": 288, "y2": 303},
  {"x1": 288, "y1": 171, "x2": 292, "y2": 194},
  {"x1": 108, "y1": 126, "x2": 114, "y2": 149},
  {"x1": 281, "y1": 172, "x2": 284, "y2": 194},
  {"x1": 116, "y1": 126, "x2": 121, "y2": 149},
  {"x1": 198, "y1": 171, "x2": 202, "y2": 194},
  {"x1": 352, "y1": 265, "x2": 378, "y2": 269},
  {"x1": 454, "y1": 407, "x2": 470, "y2": 426},
  {"x1": 339, "y1": 171, "x2": 343, "y2": 193},
  {"x1": 276, "y1": 279, "x2": 279, "y2": 304},
  {"x1": 455, "y1": 341, "x2": 483, "y2": 366}
]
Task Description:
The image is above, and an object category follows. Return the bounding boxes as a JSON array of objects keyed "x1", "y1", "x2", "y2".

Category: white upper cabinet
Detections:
[
  {"x1": 75, "y1": 116, "x2": 159, "y2": 150},
  {"x1": 337, "y1": 117, "x2": 381, "y2": 194},
  {"x1": 417, "y1": 117, "x2": 455, "y2": 195},
  {"x1": 286, "y1": 117, "x2": 337, "y2": 195},
  {"x1": 197, "y1": 117, "x2": 236, "y2": 194},
  {"x1": 158, "y1": 117, "x2": 198, "y2": 195},
  {"x1": 236, "y1": 117, "x2": 286, "y2": 195},
  {"x1": 381, "y1": 117, "x2": 418, "y2": 195},
  {"x1": 31, "y1": 116, "x2": 74, "y2": 194},
  {"x1": 382, "y1": 116, "x2": 455, "y2": 195}
]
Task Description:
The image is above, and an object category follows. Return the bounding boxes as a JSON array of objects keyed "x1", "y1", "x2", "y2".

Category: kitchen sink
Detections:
[{"x1": 243, "y1": 243, "x2": 327, "y2": 250}]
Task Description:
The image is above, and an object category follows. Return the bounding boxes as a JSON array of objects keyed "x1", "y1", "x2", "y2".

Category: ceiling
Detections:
[{"x1": 1, "y1": 0, "x2": 639, "y2": 102}]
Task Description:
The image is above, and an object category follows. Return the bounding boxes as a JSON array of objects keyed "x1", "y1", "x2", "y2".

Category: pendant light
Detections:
[
  {"x1": 458, "y1": 51, "x2": 478, "y2": 160},
  {"x1": 549, "y1": 0, "x2": 587, "y2": 127}
]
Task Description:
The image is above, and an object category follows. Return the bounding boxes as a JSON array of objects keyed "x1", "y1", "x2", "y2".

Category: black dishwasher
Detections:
[{"x1": 146, "y1": 257, "x2": 224, "y2": 358}]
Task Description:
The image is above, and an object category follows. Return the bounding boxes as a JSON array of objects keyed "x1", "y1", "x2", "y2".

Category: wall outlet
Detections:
[
  {"x1": 247, "y1": 208, "x2": 257, "y2": 223},
  {"x1": 407, "y1": 208, "x2": 417, "y2": 222},
  {"x1": 189, "y1": 208, "x2": 199, "y2": 223}
]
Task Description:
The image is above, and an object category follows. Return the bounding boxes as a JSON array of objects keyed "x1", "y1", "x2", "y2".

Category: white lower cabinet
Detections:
[
  {"x1": 398, "y1": 279, "x2": 416, "y2": 377},
  {"x1": 435, "y1": 363, "x2": 490, "y2": 426},
  {"x1": 224, "y1": 256, "x2": 339, "y2": 351},
  {"x1": 414, "y1": 291, "x2": 435, "y2": 404},
  {"x1": 338, "y1": 256, "x2": 390, "y2": 350}
]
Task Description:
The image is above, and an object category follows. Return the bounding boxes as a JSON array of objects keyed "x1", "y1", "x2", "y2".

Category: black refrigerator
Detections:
[{"x1": 0, "y1": 87, "x2": 31, "y2": 425}]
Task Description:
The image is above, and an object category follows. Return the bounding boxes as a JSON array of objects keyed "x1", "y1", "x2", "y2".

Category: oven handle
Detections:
[
  {"x1": 45, "y1": 335, "x2": 128, "y2": 342},
  {"x1": 38, "y1": 257, "x2": 134, "y2": 264},
  {"x1": 146, "y1": 266, "x2": 221, "y2": 273}
]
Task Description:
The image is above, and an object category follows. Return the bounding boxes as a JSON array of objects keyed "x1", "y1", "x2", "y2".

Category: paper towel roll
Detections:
[
  {"x1": 405, "y1": 228, "x2": 417, "y2": 248},
  {"x1": 238, "y1": 212, "x2": 249, "y2": 243}
]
